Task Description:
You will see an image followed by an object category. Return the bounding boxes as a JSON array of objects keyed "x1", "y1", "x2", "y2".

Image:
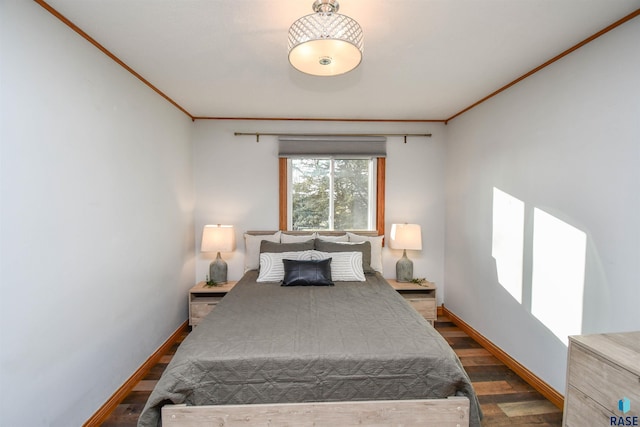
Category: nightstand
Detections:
[
  {"x1": 189, "y1": 281, "x2": 237, "y2": 327},
  {"x1": 386, "y1": 279, "x2": 437, "y2": 326}
]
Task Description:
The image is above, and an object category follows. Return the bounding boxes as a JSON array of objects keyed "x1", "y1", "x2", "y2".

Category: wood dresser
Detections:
[{"x1": 563, "y1": 331, "x2": 640, "y2": 426}]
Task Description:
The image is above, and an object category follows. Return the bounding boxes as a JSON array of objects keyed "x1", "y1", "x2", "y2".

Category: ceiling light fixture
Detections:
[{"x1": 288, "y1": 0, "x2": 363, "y2": 76}]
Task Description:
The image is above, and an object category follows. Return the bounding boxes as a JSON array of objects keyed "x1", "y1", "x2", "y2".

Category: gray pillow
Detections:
[
  {"x1": 260, "y1": 240, "x2": 314, "y2": 254},
  {"x1": 314, "y1": 239, "x2": 373, "y2": 274}
]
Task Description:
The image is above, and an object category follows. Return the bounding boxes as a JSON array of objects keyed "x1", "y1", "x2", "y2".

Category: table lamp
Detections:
[
  {"x1": 389, "y1": 223, "x2": 422, "y2": 282},
  {"x1": 201, "y1": 224, "x2": 236, "y2": 284}
]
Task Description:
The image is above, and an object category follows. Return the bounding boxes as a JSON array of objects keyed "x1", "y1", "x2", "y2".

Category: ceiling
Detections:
[{"x1": 43, "y1": 0, "x2": 640, "y2": 121}]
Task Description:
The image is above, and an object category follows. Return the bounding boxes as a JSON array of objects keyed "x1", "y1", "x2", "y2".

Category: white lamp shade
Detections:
[
  {"x1": 389, "y1": 224, "x2": 422, "y2": 251},
  {"x1": 201, "y1": 225, "x2": 236, "y2": 253},
  {"x1": 289, "y1": 38, "x2": 362, "y2": 76},
  {"x1": 287, "y1": 1, "x2": 364, "y2": 77}
]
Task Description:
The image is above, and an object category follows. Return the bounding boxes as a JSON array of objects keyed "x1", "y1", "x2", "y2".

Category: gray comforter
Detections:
[{"x1": 138, "y1": 272, "x2": 481, "y2": 426}]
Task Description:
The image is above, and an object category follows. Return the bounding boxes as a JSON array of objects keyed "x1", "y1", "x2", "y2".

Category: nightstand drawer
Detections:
[
  {"x1": 406, "y1": 298, "x2": 436, "y2": 319},
  {"x1": 191, "y1": 300, "x2": 220, "y2": 322},
  {"x1": 188, "y1": 281, "x2": 237, "y2": 327},
  {"x1": 386, "y1": 279, "x2": 437, "y2": 325}
]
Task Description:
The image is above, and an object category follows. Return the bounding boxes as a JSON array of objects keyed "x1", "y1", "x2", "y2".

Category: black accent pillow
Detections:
[
  {"x1": 281, "y1": 258, "x2": 334, "y2": 286},
  {"x1": 260, "y1": 240, "x2": 314, "y2": 254},
  {"x1": 314, "y1": 239, "x2": 374, "y2": 274}
]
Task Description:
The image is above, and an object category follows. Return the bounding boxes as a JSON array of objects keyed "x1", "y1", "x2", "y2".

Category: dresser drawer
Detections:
[
  {"x1": 564, "y1": 385, "x2": 614, "y2": 427},
  {"x1": 563, "y1": 332, "x2": 640, "y2": 427},
  {"x1": 568, "y1": 343, "x2": 640, "y2": 413}
]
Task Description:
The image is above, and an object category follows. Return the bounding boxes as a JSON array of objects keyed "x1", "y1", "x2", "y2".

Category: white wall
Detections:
[
  {"x1": 4, "y1": 3, "x2": 636, "y2": 424},
  {"x1": 0, "y1": 2, "x2": 195, "y2": 426},
  {"x1": 192, "y1": 120, "x2": 447, "y2": 303},
  {"x1": 444, "y1": 17, "x2": 640, "y2": 394}
]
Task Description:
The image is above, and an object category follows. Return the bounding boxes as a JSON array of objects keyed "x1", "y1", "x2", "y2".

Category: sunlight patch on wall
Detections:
[
  {"x1": 531, "y1": 208, "x2": 587, "y2": 345},
  {"x1": 492, "y1": 188, "x2": 525, "y2": 303}
]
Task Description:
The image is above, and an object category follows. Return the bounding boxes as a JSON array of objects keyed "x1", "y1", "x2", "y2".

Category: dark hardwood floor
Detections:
[
  {"x1": 436, "y1": 316, "x2": 562, "y2": 426},
  {"x1": 101, "y1": 316, "x2": 563, "y2": 426}
]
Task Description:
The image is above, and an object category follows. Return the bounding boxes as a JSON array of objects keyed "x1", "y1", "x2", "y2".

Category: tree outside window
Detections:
[{"x1": 289, "y1": 158, "x2": 375, "y2": 231}]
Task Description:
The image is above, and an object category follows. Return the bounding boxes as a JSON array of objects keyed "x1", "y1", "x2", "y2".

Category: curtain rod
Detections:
[{"x1": 234, "y1": 132, "x2": 432, "y2": 143}]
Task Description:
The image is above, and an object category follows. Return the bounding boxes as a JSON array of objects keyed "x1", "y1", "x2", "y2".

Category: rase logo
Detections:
[{"x1": 611, "y1": 398, "x2": 638, "y2": 426}]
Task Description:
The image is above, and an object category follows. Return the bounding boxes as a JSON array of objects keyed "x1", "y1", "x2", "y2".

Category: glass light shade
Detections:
[
  {"x1": 389, "y1": 224, "x2": 423, "y2": 251},
  {"x1": 288, "y1": 1, "x2": 363, "y2": 76},
  {"x1": 201, "y1": 225, "x2": 236, "y2": 253}
]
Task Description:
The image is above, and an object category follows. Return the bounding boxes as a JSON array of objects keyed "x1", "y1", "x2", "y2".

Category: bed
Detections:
[{"x1": 138, "y1": 234, "x2": 481, "y2": 427}]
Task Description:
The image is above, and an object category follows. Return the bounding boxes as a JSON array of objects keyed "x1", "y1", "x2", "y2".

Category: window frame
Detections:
[{"x1": 279, "y1": 157, "x2": 385, "y2": 235}]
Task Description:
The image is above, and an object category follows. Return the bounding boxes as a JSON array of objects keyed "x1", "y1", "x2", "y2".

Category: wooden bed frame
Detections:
[
  {"x1": 162, "y1": 397, "x2": 470, "y2": 426},
  {"x1": 160, "y1": 230, "x2": 472, "y2": 426}
]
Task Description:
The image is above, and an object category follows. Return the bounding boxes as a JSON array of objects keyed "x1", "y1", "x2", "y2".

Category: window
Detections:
[
  {"x1": 279, "y1": 157, "x2": 385, "y2": 234},
  {"x1": 289, "y1": 158, "x2": 375, "y2": 230}
]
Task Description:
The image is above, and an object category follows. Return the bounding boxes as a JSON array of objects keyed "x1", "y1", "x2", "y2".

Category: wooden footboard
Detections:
[{"x1": 162, "y1": 397, "x2": 470, "y2": 426}]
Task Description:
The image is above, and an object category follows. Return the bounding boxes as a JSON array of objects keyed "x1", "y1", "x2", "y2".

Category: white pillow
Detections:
[
  {"x1": 347, "y1": 233, "x2": 383, "y2": 273},
  {"x1": 257, "y1": 250, "x2": 365, "y2": 282},
  {"x1": 244, "y1": 231, "x2": 281, "y2": 272},
  {"x1": 315, "y1": 251, "x2": 365, "y2": 281},
  {"x1": 257, "y1": 250, "x2": 316, "y2": 282},
  {"x1": 315, "y1": 234, "x2": 348, "y2": 242},
  {"x1": 281, "y1": 232, "x2": 317, "y2": 243}
]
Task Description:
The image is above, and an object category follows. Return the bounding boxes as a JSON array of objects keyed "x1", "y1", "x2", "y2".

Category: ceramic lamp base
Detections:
[
  {"x1": 209, "y1": 252, "x2": 228, "y2": 284},
  {"x1": 395, "y1": 249, "x2": 413, "y2": 282}
]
